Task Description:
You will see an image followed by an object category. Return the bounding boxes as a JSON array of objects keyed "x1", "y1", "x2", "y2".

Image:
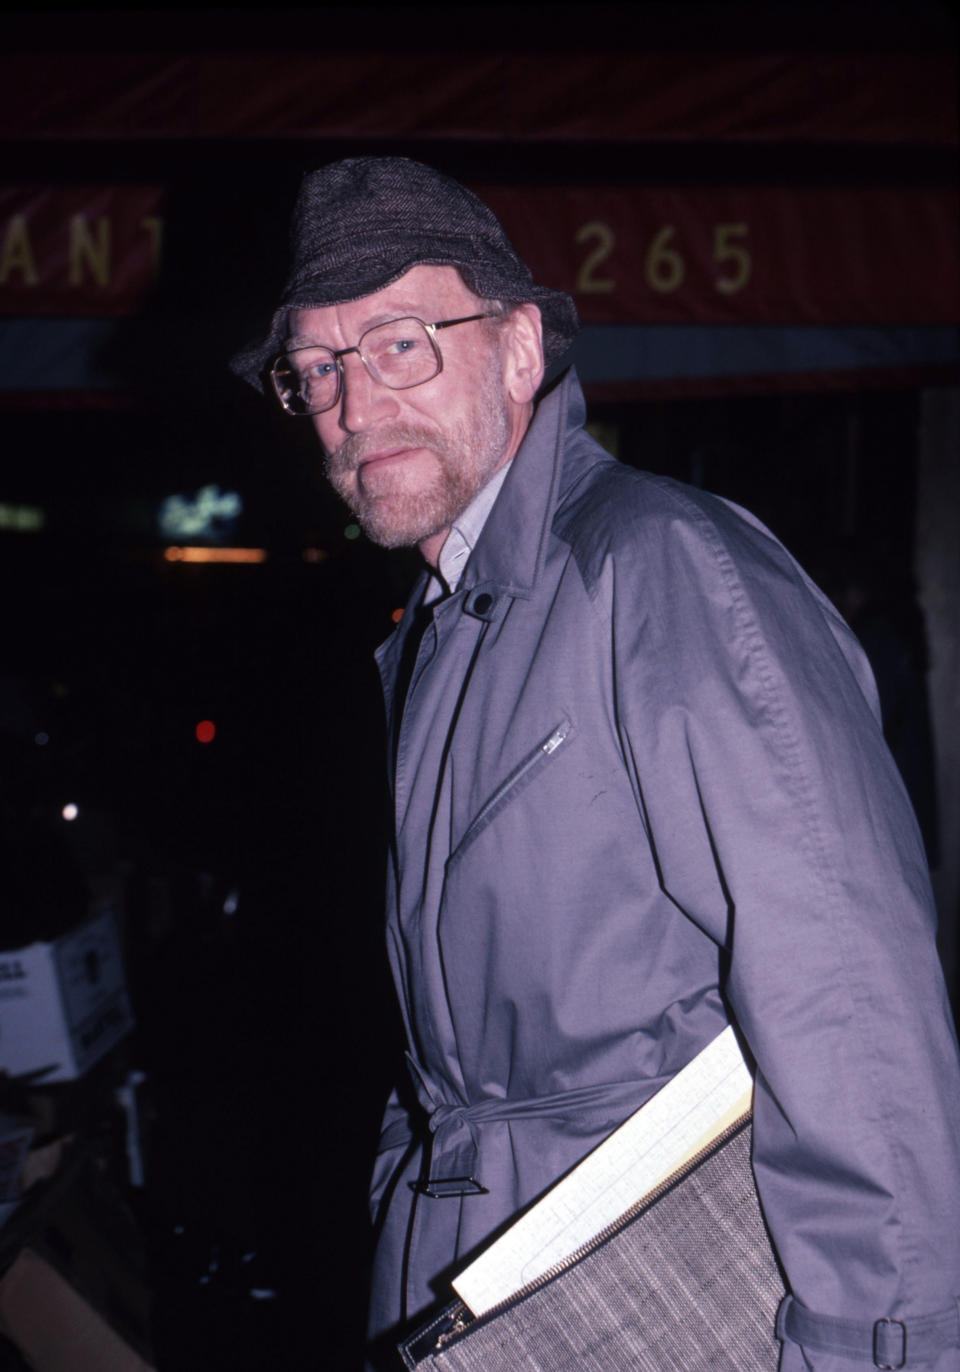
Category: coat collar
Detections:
[{"x1": 462, "y1": 366, "x2": 588, "y2": 600}]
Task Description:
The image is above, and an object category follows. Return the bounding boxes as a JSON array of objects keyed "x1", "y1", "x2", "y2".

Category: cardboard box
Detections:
[
  {"x1": 0, "y1": 909, "x2": 134, "y2": 1083},
  {"x1": 0, "y1": 1249, "x2": 155, "y2": 1372},
  {"x1": 0, "y1": 1148, "x2": 155, "y2": 1370}
]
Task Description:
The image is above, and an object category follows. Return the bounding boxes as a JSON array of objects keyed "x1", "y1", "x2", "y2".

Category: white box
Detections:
[{"x1": 0, "y1": 910, "x2": 134, "y2": 1083}]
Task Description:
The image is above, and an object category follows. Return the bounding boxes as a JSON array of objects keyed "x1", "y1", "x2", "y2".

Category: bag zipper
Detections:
[{"x1": 433, "y1": 1114, "x2": 752, "y2": 1353}]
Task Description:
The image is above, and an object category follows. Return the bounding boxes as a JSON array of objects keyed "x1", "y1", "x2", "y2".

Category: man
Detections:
[{"x1": 233, "y1": 157, "x2": 960, "y2": 1369}]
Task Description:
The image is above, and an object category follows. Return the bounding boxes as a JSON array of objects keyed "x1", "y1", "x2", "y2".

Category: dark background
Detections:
[{"x1": 1, "y1": 4, "x2": 956, "y2": 1368}]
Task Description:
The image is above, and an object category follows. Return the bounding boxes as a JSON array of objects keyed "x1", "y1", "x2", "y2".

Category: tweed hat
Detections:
[{"x1": 231, "y1": 156, "x2": 579, "y2": 391}]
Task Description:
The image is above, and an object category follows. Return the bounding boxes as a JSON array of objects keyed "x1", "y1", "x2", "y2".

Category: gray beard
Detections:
[{"x1": 323, "y1": 374, "x2": 512, "y2": 549}]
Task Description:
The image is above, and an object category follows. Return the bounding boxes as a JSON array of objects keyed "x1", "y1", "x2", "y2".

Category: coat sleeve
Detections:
[{"x1": 610, "y1": 486, "x2": 960, "y2": 1370}]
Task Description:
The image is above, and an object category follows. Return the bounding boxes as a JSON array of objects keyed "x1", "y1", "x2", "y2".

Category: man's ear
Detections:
[{"x1": 502, "y1": 303, "x2": 545, "y2": 405}]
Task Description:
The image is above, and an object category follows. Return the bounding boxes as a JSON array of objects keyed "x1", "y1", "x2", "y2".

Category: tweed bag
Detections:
[{"x1": 399, "y1": 1118, "x2": 785, "y2": 1371}]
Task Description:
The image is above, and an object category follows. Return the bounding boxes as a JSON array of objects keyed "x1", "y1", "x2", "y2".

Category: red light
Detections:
[
  {"x1": 195, "y1": 720, "x2": 216, "y2": 744},
  {"x1": 391, "y1": 607, "x2": 404, "y2": 624}
]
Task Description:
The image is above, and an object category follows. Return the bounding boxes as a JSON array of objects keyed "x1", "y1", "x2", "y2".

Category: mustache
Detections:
[{"x1": 325, "y1": 425, "x2": 446, "y2": 473}]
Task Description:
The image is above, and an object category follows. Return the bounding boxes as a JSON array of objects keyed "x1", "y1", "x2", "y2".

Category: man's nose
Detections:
[{"x1": 337, "y1": 353, "x2": 399, "y2": 434}]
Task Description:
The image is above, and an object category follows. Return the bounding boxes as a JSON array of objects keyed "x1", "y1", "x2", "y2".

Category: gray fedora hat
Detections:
[{"x1": 231, "y1": 156, "x2": 579, "y2": 391}]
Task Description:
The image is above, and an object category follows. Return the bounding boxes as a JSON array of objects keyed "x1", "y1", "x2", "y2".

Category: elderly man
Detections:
[{"x1": 233, "y1": 158, "x2": 960, "y2": 1370}]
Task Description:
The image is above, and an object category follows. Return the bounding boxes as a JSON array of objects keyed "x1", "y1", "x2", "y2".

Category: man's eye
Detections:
[
  {"x1": 385, "y1": 337, "x2": 419, "y2": 355},
  {"x1": 307, "y1": 360, "x2": 337, "y2": 378}
]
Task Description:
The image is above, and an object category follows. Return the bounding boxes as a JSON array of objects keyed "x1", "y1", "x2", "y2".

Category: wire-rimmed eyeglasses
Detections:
[{"x1": 269, "y1": 313, "x2": 500, "y2": 417}]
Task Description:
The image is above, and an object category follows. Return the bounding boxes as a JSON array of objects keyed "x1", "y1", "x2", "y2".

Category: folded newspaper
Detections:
[{"x1": 452, "y1": 1025, "x2": 754, "y2": 1318}]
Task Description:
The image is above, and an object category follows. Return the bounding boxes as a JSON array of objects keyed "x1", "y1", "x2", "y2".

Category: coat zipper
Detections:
[{"x1": 451, "y1": 719, "x2": 571, "y2": 862}]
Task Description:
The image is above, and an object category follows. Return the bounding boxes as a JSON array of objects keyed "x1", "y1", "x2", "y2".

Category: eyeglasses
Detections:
[{"x1": 270, "y1": 312, "x2": 500, "y2": 417}]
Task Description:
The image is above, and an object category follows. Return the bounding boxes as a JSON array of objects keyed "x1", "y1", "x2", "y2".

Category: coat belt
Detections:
[
  {"x1": 777, "y1": 1294, "x2": 960, "y2": 1367},
  {"x1": 393, "y1": 1056, "x2": 667, "y2": 1199}
]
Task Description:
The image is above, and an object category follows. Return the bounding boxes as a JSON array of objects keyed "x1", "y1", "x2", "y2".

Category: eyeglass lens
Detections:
[{"x1": 273, "y1": 317, "x2": 440, "y2": 415}]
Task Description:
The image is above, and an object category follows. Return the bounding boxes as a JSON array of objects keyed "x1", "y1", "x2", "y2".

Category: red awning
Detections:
[
  {"x1": 3, "y1": 184, "x2": 956, "y2": 326},
  {"x1": 1, "y1": 49, "x2": 954, "y2": 145}
]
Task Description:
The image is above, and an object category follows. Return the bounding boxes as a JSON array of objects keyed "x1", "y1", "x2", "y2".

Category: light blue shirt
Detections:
[{"x1": 425, "y1": 461, "x2": 513, "y2": 603}]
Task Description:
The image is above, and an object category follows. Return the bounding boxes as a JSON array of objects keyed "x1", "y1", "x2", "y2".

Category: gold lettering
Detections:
[
  {"x1": 644, "y1": 226, "x2": 685, "y2": 294},
  {"x1": 0, "y1": 215, "x2": 39, "y2": 285},
  {"x1": 714, "y1": 222, "x2": 751, "y2": 294},
  {"x1": 575, "y1": 222, "x2": 616, "y2": 294},
  {"x1": 69, "y1": 214, "x2": 111, "y2": 287},
  {"x1": 140, "y1": 215, "x2": 164, "y2": 276}
]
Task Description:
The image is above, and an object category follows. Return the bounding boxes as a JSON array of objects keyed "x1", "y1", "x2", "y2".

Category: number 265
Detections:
[{"x1": 575, "y1": 221, "x2": 752, "y2": 296}]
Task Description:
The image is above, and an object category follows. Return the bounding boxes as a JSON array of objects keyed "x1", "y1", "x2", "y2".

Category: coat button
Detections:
[{"x1": 472, "y1": 593, "x2": 493, "y2": 615}]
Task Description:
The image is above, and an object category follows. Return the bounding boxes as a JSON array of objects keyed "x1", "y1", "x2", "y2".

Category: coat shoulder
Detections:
[
  {"x1": 554, "y1": 442, "x2": 777, "y2": 591},
  {"x1": 552, "y1": 438, "x2": 879, "y2": 720}
]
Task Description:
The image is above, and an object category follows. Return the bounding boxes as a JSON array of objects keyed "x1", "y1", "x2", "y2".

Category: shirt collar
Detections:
[{"x1": 424, "y1": 460, "x2": 513, "y2": 602}]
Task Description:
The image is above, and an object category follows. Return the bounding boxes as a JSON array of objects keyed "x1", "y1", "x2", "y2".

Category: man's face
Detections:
[{"x1": 289, "y1": 266, "x2": 526, "y2": 557}]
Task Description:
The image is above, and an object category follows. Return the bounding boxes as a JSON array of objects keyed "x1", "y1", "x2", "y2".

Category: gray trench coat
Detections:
[{"x1": 368, "y1": 370, "x2": 960, "y2": 1369}]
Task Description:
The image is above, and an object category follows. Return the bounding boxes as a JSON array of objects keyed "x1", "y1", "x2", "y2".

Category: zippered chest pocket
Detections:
[{"x1": 448, "y1": 717, "x2": 574, "y2": 868}]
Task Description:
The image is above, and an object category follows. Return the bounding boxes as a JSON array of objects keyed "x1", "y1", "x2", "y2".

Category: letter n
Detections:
[{"x1": 69, "y1": 214, "x2": 111, "y2": 287}]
